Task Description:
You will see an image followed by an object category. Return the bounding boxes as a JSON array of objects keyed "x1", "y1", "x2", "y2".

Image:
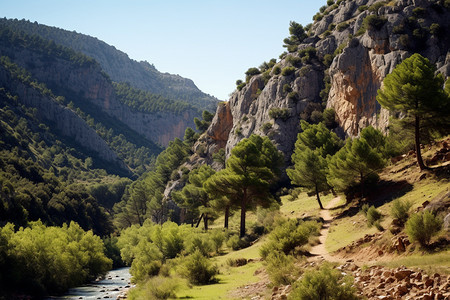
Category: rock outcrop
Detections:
[{"x1": 203, "y1": 0, "x2": 450, "y2": 165}]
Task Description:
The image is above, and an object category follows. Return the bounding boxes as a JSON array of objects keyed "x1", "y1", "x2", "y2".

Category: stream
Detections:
[{"x1": 46, "y1": 267, "x2": 133, "y2": 300}]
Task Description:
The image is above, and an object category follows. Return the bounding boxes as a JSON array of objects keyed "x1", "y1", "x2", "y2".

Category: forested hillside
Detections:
[{"x1": 0, "y1": 18, "x2": 219, "y2": 111}]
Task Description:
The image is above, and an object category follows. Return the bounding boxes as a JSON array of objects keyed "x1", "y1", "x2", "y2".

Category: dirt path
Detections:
[{"x1": 309, "y1": 196, "x2": 346, "y2": 263}]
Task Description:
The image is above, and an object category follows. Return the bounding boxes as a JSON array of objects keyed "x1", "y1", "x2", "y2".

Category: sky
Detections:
[{"x1": 1, "y1": 0, "x2": 327, "y2": 100}]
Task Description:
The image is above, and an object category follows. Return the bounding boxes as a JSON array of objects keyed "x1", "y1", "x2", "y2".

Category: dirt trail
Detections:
[{"x1": 309, "y1": 196, "x2": 346, "y2": 263}]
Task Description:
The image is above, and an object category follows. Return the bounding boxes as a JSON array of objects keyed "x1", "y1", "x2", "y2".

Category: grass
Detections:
[
  {"x1": 377, "y1": 251, "x2": 450, "y2": 275},
  {"x1": 175, "y1": 239, "x2": 265, "y2": 299},
  {"x1": 280, "y1": 192, "x2": 335, "y2": 219}
]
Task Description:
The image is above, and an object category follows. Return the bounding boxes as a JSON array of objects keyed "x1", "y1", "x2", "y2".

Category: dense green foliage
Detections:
[
  {"x1": 288, "y1": 121, "x2": 343, "y2": 208},
  {"x1": 205, "y1": 135, "x2": 283, "y2": 237},
  {"x1": 113, "y1": 138, "x2": 191, "y2": 227},
  {"x1": 0, "y1": 221, "x2": 111, "y2": 297},
  {"x1": 172, "y1": 165, "x2": 216, "y2": 230},
  {"x1": 0, "y1": 85, "x2": 114, "y2": 235},
  {"x1": 406, "y1": 211, "x2": 442, "y2": 247},
  {"x1": 377, "y1": 53, "x2": 450, "y2": 169},
  {"x1": 288, "y1": 264, "x2": 359, "y2": 300},
  {"x1": 327, "y1": 127, "x2": 386, "y2": 197},
  {"x1": 283, "y1": 21, "x2": 308, "y2": 52},
  {"x1": 260, "y1": 218, "x2": 320, "y2": 259},
  {"x1": 117, "y1": 220, "x2": 221, "y2": 284},
  {"x1": 114, "y1": 82, "x2": 197, "y2": 115},
  {"x1": 390, "y1": 199, "x2": 412, "y2": 226}
]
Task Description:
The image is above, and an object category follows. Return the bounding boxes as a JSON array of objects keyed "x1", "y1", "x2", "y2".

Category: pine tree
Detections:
[
  {"x1": 204, "y1": 135, "x2": 283, "y2": 237},
  {"x1": 377, "y1": 53, "x2": 449, "y2": 170}
]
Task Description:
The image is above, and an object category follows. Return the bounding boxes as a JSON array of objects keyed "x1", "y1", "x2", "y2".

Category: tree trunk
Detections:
[
  {"x1": 315, "y1": 184, "x2": 324, "y2": 209},
  {"x1": 224, "y1": 206, "x2": 229, "y2": 229},
  {"x1": 360, "y1": 172, "x2": 364, "y2": 199},
  {"x1": 203, "y1": 213, "x2": 208, "y2": 231},
  {"x1": 195, "y1": 213, "x2": 204, "y2": 228},
  {"x1": 240, "y1": 191, "x2": 247, "y2": 238},
  {"x1": 415, "y1": 115, "x2": 426, "y2": 170}
]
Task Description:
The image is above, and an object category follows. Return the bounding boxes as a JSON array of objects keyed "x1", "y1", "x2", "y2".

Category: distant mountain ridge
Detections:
[{"x1": 0, "y1": 18, "x2": 219, "y2": 111}]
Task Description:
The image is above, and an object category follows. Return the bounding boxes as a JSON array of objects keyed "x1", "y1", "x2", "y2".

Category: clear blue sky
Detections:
[{"x1": 2, "y1": 0, "x2": 326, "y2": 100}]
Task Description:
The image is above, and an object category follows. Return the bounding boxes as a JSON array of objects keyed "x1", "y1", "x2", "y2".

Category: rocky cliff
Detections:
[
  {"x1": 0, "y1": 18, "x2": 219, "y2": 111},
  {"x1": 0, "y1": 32, "x2": 198, "y2": 148},
  {"x1": 0, "y1": 62, "x2": 125, "y2": 168},
  {"x1": 203, "y1": 0, "x2": 450, "y2": 165}
]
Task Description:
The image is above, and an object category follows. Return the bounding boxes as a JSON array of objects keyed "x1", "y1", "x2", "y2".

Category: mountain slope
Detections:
[{"x1": 0, "y1": 18, "x2": 219, "y2": 111}]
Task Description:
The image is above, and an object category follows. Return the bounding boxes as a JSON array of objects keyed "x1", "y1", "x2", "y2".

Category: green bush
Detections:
[
  {"x1": 390, "y1": 199, "x2": 412, "y2": 225},
  {"x1": 406, "y1": 211, "x2": 442, "y2": 247},
  {"x1": 283, "y1": 84, "x2": 293, "y2": 94},
  {"x1": 368, "y1": 1, "x2": 386, "y2": 13},
  {"x1": 281, "y1": 66, "x2": 296, "y2": 76},
  {"x1": 245, "y1": 67, "x2": 261, "y2": 82},
  {"x1": 209, "y1": 229, "x2": 225, "y2": 253},
  {"x1": 237, "y1": 82, "x2": 246, "y2": 91},
  {"x1": 337, "y1": 22, "x2": 350, "y2": 32},
  {"x1": 273, "y1": 65, "x2": 281, "y2": 75},
  {"x1": 327, "y1": 0, "x2": 334, "y2": 6},
  {"x1": 226, "y1": 235, "x2": 250, "y2": 250},
  {"x1": 260, "y1": 219, "x2": 320, "y2": 259},
  {"x1": 265, "y1": 251, "x2": 297, "y2": 285},
  {"x1": 286, "y1": 55, "x2": 302, "y2": 67},
  {"x1": 268, "y1": 108, "x2": 290, "y2": 121},
  {"x1": 364, "y1": 15, "x2": 387, "y2": 31},
  {"x1": 288, "y1": 264, "x2": 359, "y2": 300},
  {"x1": 262, "y1": 122, "x2": 273, "y2": 133},
  {"x1": 366, "y1": 206, "x2": 383, "y2": 227},
  {"x1": 128, "y1": 276, "x2": 181, "y2": 300},
  {"x1": 358, "y1": 5, "x2": 368, "y2": 12},
  {"x1": 181, "y1": 250, "x2": 217, "y2": 285}
]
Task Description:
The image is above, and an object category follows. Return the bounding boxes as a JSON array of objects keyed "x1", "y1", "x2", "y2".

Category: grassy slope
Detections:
[
  {"x1": 326, "y1": 143, "x2": 450, "y2": 272},
  {"x1": 178, "y1": 145, "x2": 449, "y2": 298}
]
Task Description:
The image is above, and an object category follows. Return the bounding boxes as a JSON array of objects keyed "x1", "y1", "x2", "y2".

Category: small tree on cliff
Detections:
[
  {"x1": 377, "y1": 53, "x2": 449, "y2": 170},
  {"x1": 204, "y1": 135, "x2": 283, "y2": 238}
]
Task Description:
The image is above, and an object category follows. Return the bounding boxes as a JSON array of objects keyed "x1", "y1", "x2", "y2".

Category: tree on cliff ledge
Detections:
[{"x1": 377, "y1": 53, "x2": 449, "y2": 170}]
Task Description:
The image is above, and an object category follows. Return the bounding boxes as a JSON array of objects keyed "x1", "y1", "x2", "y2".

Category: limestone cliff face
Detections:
[
  {"x1": 203, "y1": 0, "x2": 450, "y2": 165},
  {"x1": 0, "y1": 64, "x2": 124, "y2": 167},
  {"x1": 0, "y1": 44, "x2": 198, "y2": 147}
]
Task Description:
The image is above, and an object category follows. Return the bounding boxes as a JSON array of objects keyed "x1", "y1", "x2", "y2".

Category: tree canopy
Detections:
[
  {"x1": 205, "y1": 135, "x2": 283, "y2": 237},
  {"x1": 377, "y1": 53, "x2": 450, "y2": 169}
]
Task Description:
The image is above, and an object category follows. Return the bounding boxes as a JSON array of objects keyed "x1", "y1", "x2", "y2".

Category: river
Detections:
[{"x1": 46, "y1": 267, "x2": 133, "y2": 300}]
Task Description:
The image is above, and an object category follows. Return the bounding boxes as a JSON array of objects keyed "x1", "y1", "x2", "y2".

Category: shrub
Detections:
[
  {"x1": 412, "y1": 7, "x2": 426, "y2": 17},
  {"x1": 364, "y1": 15, "x2": 387, "y2": 31},
  {"x1": 313, "y1": 13, "x2": 323, "y2": 21},
  {"x1": 430, "y1": 23, "x2": 443, "y2": 36},
  {"x1": 237, "y1": 82, "x2": 246, "y2": 91},
  {"x1": 366, "y1": 206, "x2": 382, "y2": 227},
  {"x1": 286, "y1": 55, "x2": 302, "y2": 67},
  {"x1": 283, "y1": 84, "x2": 293, "y2": 94},
  {"x1": 328, "y1": 23, "x2": 336, "y2": 31},
  {"x1": 288, "y1": 91, "x2": 299, "y2": 101},
  {"x1": 226, "y1": 257, "x2": 248, "y2": 267},
  {"x1": 322, "y1": 54, "x2": 334, "y2": 67},
  {"x1": 327, "y1": 0, "x2": 334, "y2": 6},
  {"x1": 358, "y1": 5, "x2": 368, "y2": 12},
  {"x1": 288, "y1": 264, "x2": 359, "y2": 300},
  {"x1": 281, "y1": 66, "x2": 296, "y2": 76},
  {"x1": 272, "y1": 65, "x2": 281, "y2": 75},
  {"x1": 226, "y1": 235, "x2": 250, "y2": 250},
  {"x1": 390, "y1": 199, "x2": 412, "y2": 225},
  {"x1": 265, "y1": 252, "x2": 297, "y2": 285},
  {"x1": 268, "y1": 108, "x2": 290, "y2": 121},
  {"x1": 129, "y1": 276, "x2": 181, "y2": 300},
  {"x1": 260, "y1": 219, "x2": 320, "y2": 259},
  {"x1": 406, "y1": 211, "x2": 442, "y2": 247},
  {"x1": 245, "y1": 67, "x2": 261, "y2": 82},
  {"x1": 310, "y1": 110, "x2": 323, "y2": 124},
  {"x1": 323, "y1": 108, "x2": 337, "y2": 128},
  {"x1": 185, "y1": 235, "x2": 213, "y2": 257},
  {"x1": 368, "y1": 1, "x2": 386, "y2": 13},
  {"x1": 209, "y1": 229, "x2": 225, "y2": 253},
  {"x1": 337, "y1": 22, "x2": 350, "y2": 32},
  {"x1": 262, "y1": 122, "x2": 273, "y2": 133},
  {"x1": 181, "y1": 250, "x2": 217, "y2": 285}
]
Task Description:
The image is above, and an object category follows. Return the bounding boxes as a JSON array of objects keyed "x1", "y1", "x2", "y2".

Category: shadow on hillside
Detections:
[{"x1": 334, "y1": 179, "x2": 414, "y2": 219}]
